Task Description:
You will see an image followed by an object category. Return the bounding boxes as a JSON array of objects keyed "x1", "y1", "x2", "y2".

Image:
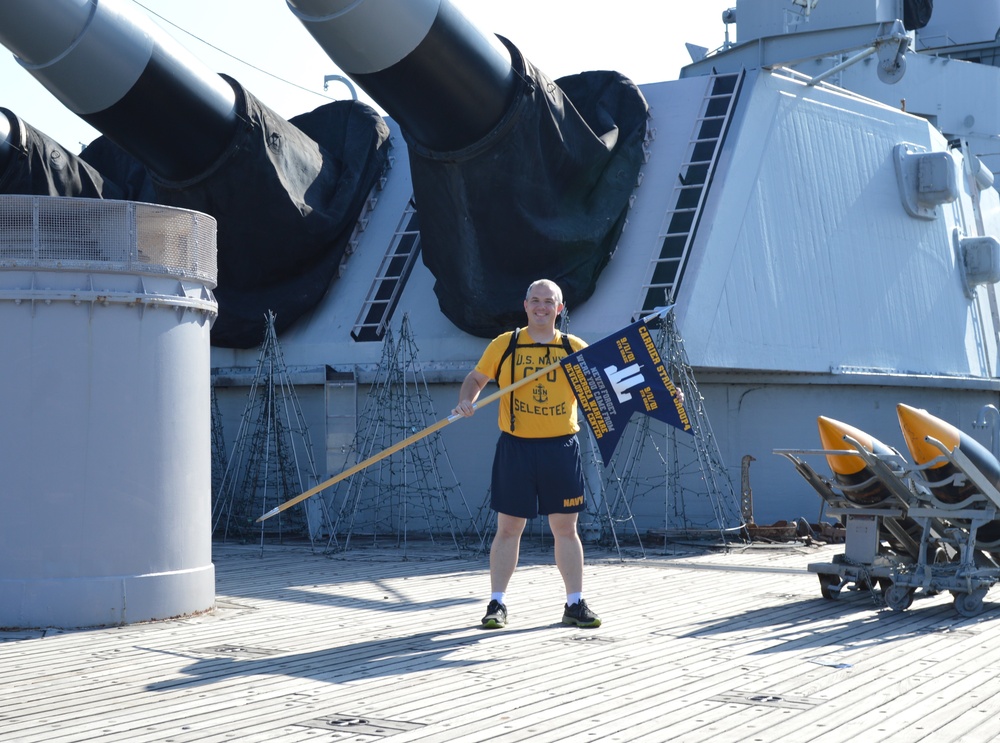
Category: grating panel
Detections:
[{"x1": 0, "y1": 195, "x2": 217, "y2": 286}]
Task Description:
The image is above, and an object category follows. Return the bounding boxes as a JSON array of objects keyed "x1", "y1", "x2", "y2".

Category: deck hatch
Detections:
[
  {"x1": 555, "y1": 634, "x2": 618, "y2": 644},
  {"x1": 198, "y1": 644, "x2": 283, "y2": 658},
  {"x1": 710, "y1": 692, "x2": 820, "y2": 710},
  {"x1": 297, "y1": 715, "x2": 425, "y2": 736}
]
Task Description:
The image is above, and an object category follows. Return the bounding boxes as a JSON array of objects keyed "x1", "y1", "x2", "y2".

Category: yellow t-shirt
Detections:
[{"x1": 474, "y1": 328, "x2": 587, "y2": 438}]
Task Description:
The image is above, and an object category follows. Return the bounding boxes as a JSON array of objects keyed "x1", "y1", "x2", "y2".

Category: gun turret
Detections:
[
  {"x1": 286, "y1": 0, "x2": 650, "y2": 336},
  {"x1": 0, "y1": 0, "x2": 390, "y2": 348}
]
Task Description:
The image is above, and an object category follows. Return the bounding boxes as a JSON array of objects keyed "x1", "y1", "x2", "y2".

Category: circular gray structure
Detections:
[{"x1": 0, "y1": 195, "x2": 218, "y2": 628}]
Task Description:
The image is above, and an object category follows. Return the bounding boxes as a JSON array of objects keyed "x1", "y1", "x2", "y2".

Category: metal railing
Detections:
[{"x1": 0, "y1": 195, "x2": 217, "y2": 286}]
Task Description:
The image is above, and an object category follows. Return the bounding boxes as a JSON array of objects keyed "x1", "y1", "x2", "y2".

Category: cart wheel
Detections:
[
  {"x1": 954, "y1": 589, "x2": 987, "y2": 618},
  {"x1": 818, "y1": 573, "x2": 842, "y2": 600},
  {"x1": 884, "y1": 584, "x2": 915, "y2": 611}
]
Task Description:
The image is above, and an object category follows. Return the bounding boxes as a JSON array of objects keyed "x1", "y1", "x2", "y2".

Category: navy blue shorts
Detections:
[{"x1": 490, "y1": 432, "x2": 585, "y2": 519}]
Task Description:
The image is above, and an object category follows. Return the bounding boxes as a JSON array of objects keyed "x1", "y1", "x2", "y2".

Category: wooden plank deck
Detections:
[{"x1": 3, "y1": 538, "x2": 1000, "y2": 743}]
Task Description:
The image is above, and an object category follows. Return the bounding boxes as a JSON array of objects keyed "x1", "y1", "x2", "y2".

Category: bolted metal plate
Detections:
[
  {"x1": 710, "y1": 692, "x2": 820, "y2": 710},
  {"x1": 297, "y1": 715, "x2": 424, "y2": 736},
  {"x1": 195, "y1": 644, "x2": 282, "y2": 658},
  {"x1": 555, "y1": 634, "x2": 618, "y2": 644}
]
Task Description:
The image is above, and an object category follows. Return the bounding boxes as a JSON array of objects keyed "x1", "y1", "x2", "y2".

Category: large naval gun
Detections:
[
  {"x1": 0, "y1": 0, "x2": 391, "y2": 348},
  {"x1": 0, "y1": 0, "x2": 647, "y2": 343},
  {"x1": 284, "y1": 0, "x2": 649, "y2": 337}
]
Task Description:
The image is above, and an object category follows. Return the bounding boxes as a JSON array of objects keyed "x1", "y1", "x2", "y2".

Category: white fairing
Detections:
[{"x1": 676, "y1": 71, "x2": 999, "y2": 375}]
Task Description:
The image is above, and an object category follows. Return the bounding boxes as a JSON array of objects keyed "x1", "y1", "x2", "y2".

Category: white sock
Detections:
[
  {"x1": 491, "y1": 591, "x2": 506, "y2": 605},
  {"x1": 567, "y1": 592, "x2": 583, "y2": 606}
]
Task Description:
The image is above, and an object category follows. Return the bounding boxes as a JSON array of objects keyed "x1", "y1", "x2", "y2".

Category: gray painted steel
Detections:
[{"x1": 0, "y1": 196, "x2": 217, "y2": 628}]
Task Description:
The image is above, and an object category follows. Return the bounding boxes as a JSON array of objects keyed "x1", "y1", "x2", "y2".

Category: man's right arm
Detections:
[{"x1": 452, "y1": 369, "x2": 490, "y2": 417}]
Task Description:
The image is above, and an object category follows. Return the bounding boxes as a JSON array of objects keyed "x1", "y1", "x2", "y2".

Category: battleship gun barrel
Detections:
[
  {"x1": 0, "y1": 0, "x2": 239, "y2": 182},
  {"x1": 286, "y1": 0, "x2": 517, "y2": 152},
  {"x1": 0, "y1": 0, "x2": 392, "y2": 348},
  {"x1": 0, "y1": 110, "x2": 13, "y2": 172}
]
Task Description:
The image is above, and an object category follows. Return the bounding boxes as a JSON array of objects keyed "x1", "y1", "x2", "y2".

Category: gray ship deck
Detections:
[{"x1": 4, "y1": 538, "x2": 1000, "y2": 743}]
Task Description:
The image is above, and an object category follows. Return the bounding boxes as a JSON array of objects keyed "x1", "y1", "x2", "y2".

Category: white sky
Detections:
[{"x1": 0, "y1": 0, "x2": 735, "y2": 152}]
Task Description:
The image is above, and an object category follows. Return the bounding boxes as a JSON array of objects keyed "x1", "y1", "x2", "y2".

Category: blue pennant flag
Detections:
[{"x1": 560, "y1": 311, "x2": 692, "y2": 465}]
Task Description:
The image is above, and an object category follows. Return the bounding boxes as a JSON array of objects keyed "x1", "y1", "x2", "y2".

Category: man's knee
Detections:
[
  {"x1": 496, "y1": 514, "x2": 527, "y2": 539},
  {"x1": 547, "y1": 511, "x2": 580, "y2": 538}
]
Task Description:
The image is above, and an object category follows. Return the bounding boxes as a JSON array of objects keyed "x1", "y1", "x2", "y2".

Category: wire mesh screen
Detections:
[{"x1": 0, "y1": 196, "x2": 217, "y2": 285}]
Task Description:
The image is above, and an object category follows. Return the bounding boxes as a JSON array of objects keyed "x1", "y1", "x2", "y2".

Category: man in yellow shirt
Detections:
[{"x1": 452, "y1": 279, "x2": 601, "y2": 629}]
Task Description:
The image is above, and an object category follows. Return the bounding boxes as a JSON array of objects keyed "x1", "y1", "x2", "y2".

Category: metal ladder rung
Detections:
[
  {"x1": 351, "y1": 197, "x2": 421, "y2": 341},
  {"x1": 633, "y1": 69, "x2": 744, "y2": 319},
  {"x1": 380, "y1": 244, "x2": 417, "y2": 259}
]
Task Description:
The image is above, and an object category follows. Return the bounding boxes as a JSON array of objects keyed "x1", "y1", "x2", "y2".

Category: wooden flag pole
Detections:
[{"x1": 256, "y1": 358, "x2": 565, "y2": 522}]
